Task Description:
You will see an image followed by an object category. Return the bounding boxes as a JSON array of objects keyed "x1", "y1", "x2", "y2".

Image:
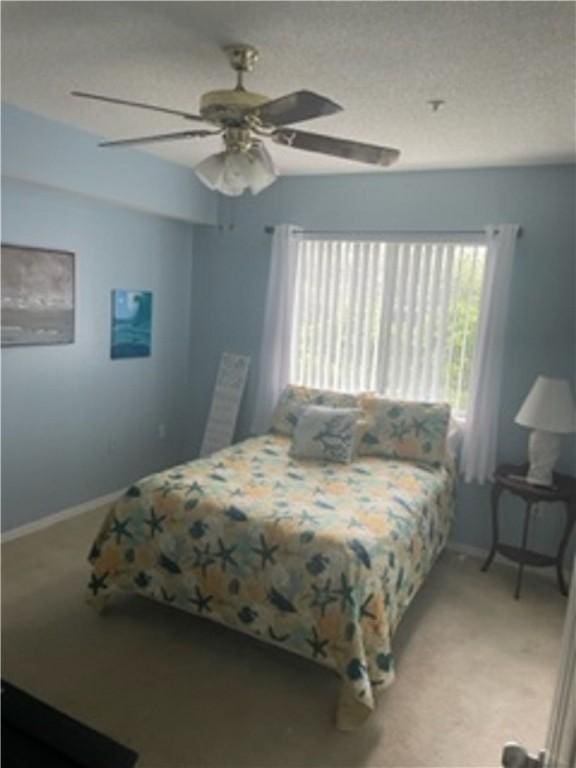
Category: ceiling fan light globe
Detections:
[
  {"x1": 247, "y1": 144, "x2": 277, "y2": 194},
  {"x1": 248, "y1": 168, "x2": 276, "y2": 195},
  {"x1": 195, "y1": 151, "x2": 248, "y2": 196},
  {"x1": 194, "y1": 152, "x2": 227, "y2": 190},
  {"x1": 195, "y1": 152, "x2": 245, "y2": 195},
  {"x1": 195, "y1": 146, "x2": 278, "y2": 196},
  {"x1": 220, "y1": 152, "x2": 252, "y2": 195},
  {"x1": 219, "y1": 181, "x2": 246, "y2": 196}
]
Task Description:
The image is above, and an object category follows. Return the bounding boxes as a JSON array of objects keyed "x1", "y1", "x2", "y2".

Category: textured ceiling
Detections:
[{"x1": 2, "y1": 1, "x2": 575, "y2": 175}]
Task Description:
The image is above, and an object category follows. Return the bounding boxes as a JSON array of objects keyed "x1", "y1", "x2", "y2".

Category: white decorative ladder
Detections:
[{"x1": 200, "y1": 352, "x2": 250, "y2": 458}]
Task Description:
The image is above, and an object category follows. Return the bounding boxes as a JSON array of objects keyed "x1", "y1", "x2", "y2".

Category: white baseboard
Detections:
[
  {"x1": 446, "y1": 540, "x2": 560, "y2": 583},
  {"x1": 446, "y1": 541, "x2": 489, "y2": 560},
  {"x1": 1, "y1": 488, "x2": 124, "y2": 543}
]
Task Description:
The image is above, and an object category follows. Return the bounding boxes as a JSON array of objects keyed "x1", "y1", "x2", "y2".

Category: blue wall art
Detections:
[{"x1": 111, "y1": 289, "x2": 152, "y2": 359}]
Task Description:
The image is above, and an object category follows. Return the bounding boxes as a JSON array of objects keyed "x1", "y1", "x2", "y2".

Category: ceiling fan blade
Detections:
[
  {"x1": 254, "y1": 90, "x2": 342, "y2": 127},
  {"x1": 272, "y1": 129, "x2": 400, "y2": 166},
  {"x1": 99, "y1": 130, "x2": 220, "y2": 148},
  {"x1": 71, "y1": 91, "x2": 205, "y2": 121}
]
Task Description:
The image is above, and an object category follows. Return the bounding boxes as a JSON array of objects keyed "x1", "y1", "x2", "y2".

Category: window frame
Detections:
[{"x1": 289, "y1": 230, "x2": 488, "y2": 419}]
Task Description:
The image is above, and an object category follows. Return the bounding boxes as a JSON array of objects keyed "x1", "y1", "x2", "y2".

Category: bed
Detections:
[{"x1": 87, "y1": 428, "x2": 454, "y2": 729}]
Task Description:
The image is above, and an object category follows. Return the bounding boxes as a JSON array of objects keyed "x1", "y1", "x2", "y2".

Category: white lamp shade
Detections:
[{"x1": 515, "y1": 376, "x2": 576, "y2": 434}]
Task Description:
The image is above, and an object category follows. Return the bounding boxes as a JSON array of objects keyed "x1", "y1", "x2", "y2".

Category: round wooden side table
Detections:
[{"x1": 481, "y1": 463, "x2": 576, "y2": 599}]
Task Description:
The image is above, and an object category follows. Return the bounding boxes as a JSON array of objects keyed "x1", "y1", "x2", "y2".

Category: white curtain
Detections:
[
  {"x1": 461, "y1": 224, "x2": 520, "y2": 483},
  {"x1": 251, "y1": 224, "x2": 302, "y2": 434}
]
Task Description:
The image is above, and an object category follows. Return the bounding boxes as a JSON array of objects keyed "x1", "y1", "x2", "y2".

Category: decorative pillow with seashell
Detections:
[
  {"x1": 290, "y1": 405, "x2": 365, "y2": 463},
  {"x1": 359, "y1": 396, "x2": 451, "y2": 465}
]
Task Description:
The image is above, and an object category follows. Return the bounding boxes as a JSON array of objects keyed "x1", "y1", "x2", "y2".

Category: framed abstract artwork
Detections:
[
  {"x1": 1, "y1": 244, "x2": 75, "y2": 347},
  {"x1": 111, "y1": 290, "x2": 152, "y2": 359}
]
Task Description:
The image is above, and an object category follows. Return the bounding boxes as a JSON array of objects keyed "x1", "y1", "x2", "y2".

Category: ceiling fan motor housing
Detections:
[{"x1": 200, "y1": 89, "x2": 270, "y2": 127}]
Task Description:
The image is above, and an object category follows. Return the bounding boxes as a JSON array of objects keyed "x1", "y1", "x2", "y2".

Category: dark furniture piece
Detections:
[
  {"x1": 1, "y1": 680, "x2": 138, "y2": 768},
  {"x1": 481, "y1": 463, "x2": 576, "y2": 599}
]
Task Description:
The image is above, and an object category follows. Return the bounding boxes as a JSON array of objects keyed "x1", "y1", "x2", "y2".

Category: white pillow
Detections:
[{"x1": 290, "y1": 405, "x2": 364, "y2": 463}]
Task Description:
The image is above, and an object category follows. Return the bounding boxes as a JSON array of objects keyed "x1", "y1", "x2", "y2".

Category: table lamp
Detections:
[{"x1": 515, "y1": 376, "x2": 576, "y2": 486}]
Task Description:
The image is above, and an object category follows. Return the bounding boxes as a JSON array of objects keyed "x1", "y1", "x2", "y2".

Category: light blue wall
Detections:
[
  {"x1": 1, "y1": 104, "x2": 215, "y2": 532},
  {"x1": 1, "y1": 178, "x2": 197, "y2": 531},
  {"x1": 190, "y1": 166, "x2": 576, "y2": 557},
  {"x1": 2, "y1": 103, "x2": 218, "y2": 225}
]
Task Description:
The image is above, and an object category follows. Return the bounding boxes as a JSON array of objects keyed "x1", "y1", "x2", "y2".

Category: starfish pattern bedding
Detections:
[{"x1": 87, "y1": 434, "x2": 454, "y2": 729}]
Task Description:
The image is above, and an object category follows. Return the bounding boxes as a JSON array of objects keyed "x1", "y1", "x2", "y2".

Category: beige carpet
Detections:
[{"x1": 1, "y1": 506, "x2": 567, "y2": 768}]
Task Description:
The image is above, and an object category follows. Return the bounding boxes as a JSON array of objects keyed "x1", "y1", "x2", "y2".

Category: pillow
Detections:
[
  {"x1": 446, "y1": 417, "x2": 463, "y2": 462},
  {"x1": 358, "y1": 396, "x2": 451, "y2": 465},
  {"x1": 290, "y1": 405, "x2": 364, "y2": 463},
  {"x1": 271, "y1": 385, "x2": 359, "y2": 436}
]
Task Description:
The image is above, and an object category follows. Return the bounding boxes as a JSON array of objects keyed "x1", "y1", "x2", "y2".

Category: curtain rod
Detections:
[{"x1": 264, "y1": 226, "x2": 522, "y2": 237}]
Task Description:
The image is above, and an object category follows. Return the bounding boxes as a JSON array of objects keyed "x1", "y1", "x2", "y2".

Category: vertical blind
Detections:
[{"x1": 289, "y1": 237, "x2": 487, "y2": 417}]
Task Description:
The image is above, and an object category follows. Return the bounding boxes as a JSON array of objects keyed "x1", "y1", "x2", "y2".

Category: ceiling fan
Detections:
[{"x1": 72, "y1": 44, "x2": 400, "y2": 196}]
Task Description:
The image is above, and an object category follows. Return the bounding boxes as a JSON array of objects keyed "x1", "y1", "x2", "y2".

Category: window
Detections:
[{"x1": 289, "y1": 236, "x2": 487, "y2": 418}]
